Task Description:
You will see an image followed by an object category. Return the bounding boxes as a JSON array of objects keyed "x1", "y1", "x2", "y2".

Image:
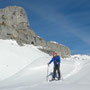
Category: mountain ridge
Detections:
[{"x1": 0, "y1": 6, "x2": 71, "y2": 57}]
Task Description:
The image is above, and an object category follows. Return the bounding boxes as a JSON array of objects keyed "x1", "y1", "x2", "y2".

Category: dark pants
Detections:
[{"x1": 53, "y1": 64, "x2": 61, "y2": 79}]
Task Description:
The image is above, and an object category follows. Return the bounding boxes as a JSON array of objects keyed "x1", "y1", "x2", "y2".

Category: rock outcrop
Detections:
[{"x1": 0, "y1": 6, "x2": 71, "y2": 57}]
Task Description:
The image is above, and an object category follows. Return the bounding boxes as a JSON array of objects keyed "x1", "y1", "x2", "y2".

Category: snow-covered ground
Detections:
[{"x1": 0, "y1": 40, "x2": 90, "y2": 90}]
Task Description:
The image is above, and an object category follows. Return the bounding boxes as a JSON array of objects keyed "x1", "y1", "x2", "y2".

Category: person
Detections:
[{"x1": 48, "y1": 52, "x2": 61, "y2": 80}]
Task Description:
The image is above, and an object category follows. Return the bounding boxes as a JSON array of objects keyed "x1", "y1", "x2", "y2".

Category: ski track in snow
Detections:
[
  {"x1": 63, "y1": 59, "x2": 81, "y2": 79},
  {"x1": 1, "y1": 57, "x2": 82, "y2": 89},
  {"x1": 0, "y1": 57, "x2": 83, "y2": 89}
]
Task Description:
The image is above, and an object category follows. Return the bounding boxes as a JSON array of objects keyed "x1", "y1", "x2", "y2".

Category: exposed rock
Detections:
[{"x1": 0, "y1": 6, "x2": 71, "y2": 57}]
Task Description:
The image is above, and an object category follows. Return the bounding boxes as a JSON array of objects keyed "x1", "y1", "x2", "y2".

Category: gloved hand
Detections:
[{"x1": 57, "y1": 62, "x2": 59, "y2": 64}]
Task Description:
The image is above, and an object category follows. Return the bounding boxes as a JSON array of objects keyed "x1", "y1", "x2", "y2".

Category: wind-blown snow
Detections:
[{"x1": 0, "y1": 40, "x2": 90, "y2": 90}]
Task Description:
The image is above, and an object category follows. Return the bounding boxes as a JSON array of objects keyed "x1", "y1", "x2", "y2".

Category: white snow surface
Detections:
[
  {"x1": 50, "y1": 41, "x2": 65, "y2": 46},
  {"x1": 0, "y1": 40, "x2": 90, "y2": 90},
  {"x1": 50, "y1": 41, "x2": 59, "y2": 44}
]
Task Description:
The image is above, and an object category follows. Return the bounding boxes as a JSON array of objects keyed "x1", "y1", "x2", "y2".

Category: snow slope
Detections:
[
  {"x1": 0, "y1": 40, "x2": 90, "y2": 90},
  {"x1": 0, "y1": 40, "x2": 49, "y2": 81}
]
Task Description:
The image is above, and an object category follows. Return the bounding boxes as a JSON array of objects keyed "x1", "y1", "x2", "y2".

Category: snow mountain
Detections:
[{"x1": 0, "y1": 40, "x2": 90, "y2": 90}]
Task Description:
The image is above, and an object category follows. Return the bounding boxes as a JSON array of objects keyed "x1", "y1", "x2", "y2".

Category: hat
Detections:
[{"x1": 53, "y1": 52, "x2": 57, "y2": 56}]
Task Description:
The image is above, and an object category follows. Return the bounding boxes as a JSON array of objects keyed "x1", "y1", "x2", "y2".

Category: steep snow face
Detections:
[
  {"x1": 0, "y1": 40, "x2": 90, "y2": 90},
  {"x1": 0, "y1": 39, "x2": 49, "y2": 81}
]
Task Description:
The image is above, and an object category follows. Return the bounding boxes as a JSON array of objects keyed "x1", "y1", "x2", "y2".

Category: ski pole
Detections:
[
  {"x1": 47, "y1": 64, "x2": 49, "y2": 81},
  {"x1": 60, "y1": 71, "x2": 63, "y2": 80}
]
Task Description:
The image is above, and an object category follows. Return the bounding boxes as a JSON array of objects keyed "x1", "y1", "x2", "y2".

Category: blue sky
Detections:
[{"x1": 0, "y1": 0, "x2": 90, "y2": 55}]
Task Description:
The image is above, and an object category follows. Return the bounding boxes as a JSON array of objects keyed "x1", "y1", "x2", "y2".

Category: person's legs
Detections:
[
  {"x1": 57, "y1": 64, "x2": 61, "y2": 80},
  {"x1": 53, "y1": 67, "x2": 56, "y2": 79}
]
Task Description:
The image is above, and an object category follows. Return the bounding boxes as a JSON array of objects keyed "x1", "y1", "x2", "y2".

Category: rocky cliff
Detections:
[{"x1": 0, "y1": 6, "x2": 71, "y2": 57}]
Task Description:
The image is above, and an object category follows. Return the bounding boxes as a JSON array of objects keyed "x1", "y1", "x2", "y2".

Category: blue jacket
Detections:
[{"x1": 49, "y1": 56, "x2": 61, "y2": 66}]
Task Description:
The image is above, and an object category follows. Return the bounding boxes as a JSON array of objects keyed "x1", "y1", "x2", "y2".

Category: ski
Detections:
[
  {"x1": 49, "y1": 78, "x2": 63, "y2": 82},
  {"x1": 49, "y1": 79, "x2": 57, "y2": 82}
]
